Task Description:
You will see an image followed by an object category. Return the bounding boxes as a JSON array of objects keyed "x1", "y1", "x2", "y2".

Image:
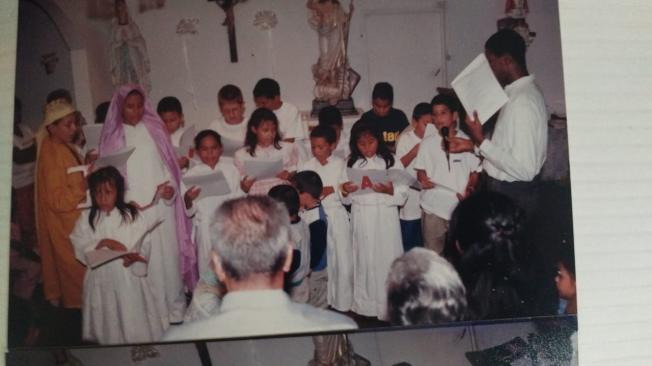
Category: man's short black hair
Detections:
[
  {"x1": 430, "y1": 94, "x2": 458, "y2": 113},
  {"x1": 372, "y1": 82, "x2": 394, "y2": 103},
  {"x1": 157, "y1": 96, "x2": 183, "y2": 115},
  {"x1": 253, "y1": 78, "x2": 281, "y2": 99},
  {"x1": 218, "y1": 84, "x2": 244, "y2": 105},
  {"x1": 268, "y1": 184, "x2": 300, "y2": 217},
  {"x1": 485, "y1": 28, "x2": 527, "y2": 70},
  {"x1": 310, "y1": 125, "x2": 337, "y2": 145},
  {"x1": 291, "y1": 171, "x2": 323, "y2": 200},
  {"x1": 318, "y1": 106, "x2": 343, "y2": 127},
  {"x1": 412, "y1": 102, "x2": 432, "y2": 120}
]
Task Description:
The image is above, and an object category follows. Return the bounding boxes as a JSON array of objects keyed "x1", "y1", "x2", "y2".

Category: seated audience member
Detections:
[
  {"x1": 386, "y1": 248, "x2": 467, "y2": 326},
  {"x1": 163, "y1": 196, "x2": 357, "y2": 341},
  {"x1": 446, "y1": 191, "x2": 531, "y2": 320},
  {"x1": 360, "y1": 82, "x2": 409, "y2": 152},
  {"x1": 555, "y1": 241, "x2": 577, "y2": 315}
]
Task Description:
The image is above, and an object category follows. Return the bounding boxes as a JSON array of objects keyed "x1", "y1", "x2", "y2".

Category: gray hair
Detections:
[
  {"x1": 211, "y1": 196, "x2": 291, "y2": 281},
  {"x1": 386, "y1": 248, "x2": 467, "y2": 325}
]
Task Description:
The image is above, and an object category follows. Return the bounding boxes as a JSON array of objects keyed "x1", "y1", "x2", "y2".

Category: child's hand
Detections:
[
  {"x1": 157, "y1": 181, "x2": 175, "y2": 200},
  {"x1": 416, "y1": 170, "x2": 435, "y2": 189},
  {"x1": 84, "y1": 149, "x2": 99, "y2": 165},
  {"x1": 276, "y1": 170, "x2": 291, "y2": 180},
  {"x1": 457, "y1": 172, "x2": 479, "y2": 201},
  {"x1": 177, "y1": 156, "x2": 190, "y2": 170},
  {"x1": 464, "y1": 111, "x2": 484, "y2": 145},
  {"x1": 240, "y1": 176, "x2": 256, "y2": 193},
  {"x1": 96, "y1": 239, "x2": 128, "y2": 252},
  {"x1": 184, "y1": 186, "x2": 201, "y2": 209},
  {"x1": 122, "y1": 252, "x2": 147, "y2": 267},
  {"x1": 341, "y1": 181, "x2": 358, "y2": 196},
  {"x1": 448, "y1": 137, "x2": 474, "y2": 153},
  {"x1": 373, "y1": 181, "x2": 394, "y2": 195}
]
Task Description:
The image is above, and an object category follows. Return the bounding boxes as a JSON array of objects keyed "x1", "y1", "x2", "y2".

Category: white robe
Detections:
[
  {"x1": 70, "y1": 207, "x2": 168, "y2": 344},
  {"x1": 182, "y1": 160, "x2": 244, "y2": 276},
  {"x1": 124, "y1": 123, "x2": 186, "y2": 323},
  {"x1": 299, "y1": 156, "x2": 353, "y2": 311},
  {"x1": 339, "y1": 155, "x2": 407, "y2": 319}
]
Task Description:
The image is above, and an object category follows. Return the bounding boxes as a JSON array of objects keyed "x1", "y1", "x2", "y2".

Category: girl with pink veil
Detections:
[{"x1": 98, "y1": 84, "x2": 195, "y2": 324}]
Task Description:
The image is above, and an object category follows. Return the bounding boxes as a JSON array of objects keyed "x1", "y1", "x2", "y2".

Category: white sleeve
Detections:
[{"x1": 69, "y1": 215, "x2": 100, "y2": 266}]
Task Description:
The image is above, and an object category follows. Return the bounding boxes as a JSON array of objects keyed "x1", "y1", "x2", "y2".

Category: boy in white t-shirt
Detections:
[
  {"x1": 207, "y1": 84, "x2": 248, "y2": 148},
  {"x1": 395, "y1": 103, "x2": 433, "y2": 252},
  {"x1": 414, "y1": 94, "x2": 481, "y2": 254},
  {"x1": 253, "y1": 78, "x2": 308, "y2": 143},
  {"x1": 157, "y1": 96, "x2": 190, "y2": 170}
]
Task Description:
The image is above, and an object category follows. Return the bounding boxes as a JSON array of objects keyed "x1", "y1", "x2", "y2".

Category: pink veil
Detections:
[{"x1": 99, "y1": 84, "x2": 197, "y2": 290}]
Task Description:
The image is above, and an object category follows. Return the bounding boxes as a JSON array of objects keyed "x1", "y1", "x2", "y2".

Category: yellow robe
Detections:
[{"x1": 36, "y1": 137, "x2": 87, "y2": 308}]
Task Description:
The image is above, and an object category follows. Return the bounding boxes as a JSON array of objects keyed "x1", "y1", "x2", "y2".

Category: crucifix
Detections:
[{"x1": 208, "y1": 0, "x2": 246, "y2": 63}]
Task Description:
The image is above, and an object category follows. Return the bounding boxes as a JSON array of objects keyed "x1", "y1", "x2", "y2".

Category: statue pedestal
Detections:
[{"x1": 310, "y1": 98, "x2": 359, "y2": 118}]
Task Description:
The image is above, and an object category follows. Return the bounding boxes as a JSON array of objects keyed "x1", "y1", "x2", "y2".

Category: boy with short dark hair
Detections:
[
  {"x1": 291, "y1": 171, "x2": 329, "y2": 309},
  {"x1": 318, "y1": 106, "x2": 349, "y2": 159},
  {"x1": 208, "y1": 84, "x2": 248, "y2": 153},
  {"x1": 395, "y1": 102, "x2": 433, "y2": 252},
  {"x1": 157, "y1": 96, "x2": 189, "y2": 169},
  {"x1": 360, "y1": 82, "x2": 409, "y2": 152},
  {"x1": 253, "y1": 78, "x2": 307, "y2": 143},
  {"x1": 268, "y1": 184, "x2": 311, "y2": 303},
  {"x1": 413, "y1": 94, "x2": 481, "y2": 254}
]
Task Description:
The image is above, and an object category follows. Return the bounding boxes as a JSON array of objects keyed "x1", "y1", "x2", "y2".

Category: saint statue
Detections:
[
  {"x1": 108, "y1": 0, "x2": 152, "y2": 93},
  {"x1": 307, "y1": 0, "x2": 360, "y2": 115}
]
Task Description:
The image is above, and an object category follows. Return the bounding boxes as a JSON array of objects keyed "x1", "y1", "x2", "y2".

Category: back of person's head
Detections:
[
  {"x1": 310, "y1": 124, "x2": 337, "y2": 145},
  {"x1": 212, "y1": 196, "x2": 291, "y2": 281},
  {"x1": 156, "y1": 96, "x2": 183, "y2": 115},
  {"x1": 430, "y1": 94, "x2": 458, "y2": 114},
  {"x1": 371, "y1": 82, "x2": 394, "y2": 103},
  {"x1": 447, "y1": 191, "x2": 529, "y2": 320},
  {"x1": 218, "y1": 84, "x2": 244, "y2": 106},
  {"x1": 46, "y1": 88, "x2": 73, "y2": 104},
  {"x1": 94, "y1": 101, "x2": 110, "y2": 124},
  {"x1": 291, "y1": 170, "x2": 323, "y2": 200},
  {"x1": 268, "y1": 184, "x2": 300, "y2": 218},
  {"x1": 485, "y1": 28, "x2": 527, "y2": 70},
  {"x1": 318, "y1": 106, "x2": 343, "y2": 128},
  {"x1": 386, "y1": 248, "x2": 467, "y2": 325},
  {"x1": 253, "y1": 78, "x2": 281, "y2": 99},
  {"x1": 412, "y1": 102, "x2": 432, "y2": 120}
]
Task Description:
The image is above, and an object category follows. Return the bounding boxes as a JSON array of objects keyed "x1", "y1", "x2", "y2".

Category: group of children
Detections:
[{"x1": 28, "y1": 77, "x2": 575, "y2": 346}]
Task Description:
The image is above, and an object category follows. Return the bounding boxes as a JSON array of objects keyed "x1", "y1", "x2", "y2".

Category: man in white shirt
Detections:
[
  {"x1": 450, "y1": 28, "x2": 548, "y2": 218},
  {"x1": 163, "y1": 196, "x2": 357, "y2": 341}
]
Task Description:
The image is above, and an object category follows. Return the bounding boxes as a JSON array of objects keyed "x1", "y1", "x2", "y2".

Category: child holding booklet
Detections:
[
  {"x1": 183, "y1": 130, "x2": 244, "y2": 276},
  {"x1": 414, "y1": 94, "x2": 481, "y2": 254},
  {"x1": 339, "y1": 119, "x2": 408, "y2": 320},
  {"x1": 234, "y1": 108, "x2": 298, "y2": 195},
  {"x1": 69, "y1": 166, "x2": 168, "y2": 344},
  {"x1": 99, "y1": 85, "x2": 192, "y2": 324},
  {"x1": 298, "y1": 125, "x2": 353, "y2": 311},
  {"x1": 157, "y1": 96, "x2": 191, "y2": 170}
]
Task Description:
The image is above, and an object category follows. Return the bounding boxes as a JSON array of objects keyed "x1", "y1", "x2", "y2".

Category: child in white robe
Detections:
[
  {"x1": 339, "y1": 119, "x2": 408, "y2": 320},
  {"x1": 298, "y1": 125, "x2": 353, "y2": 312},
  {"x1": 70, "y1": 166, "x2": 169, "y2": 345},
  {"x1": 234, "y1": 108, "x2": 298, "y2": 196},
  {"x1": 207, "y1": 84, "x2": 248, "y2": 164},
  {"x1": 183, "y1": 130, "x2": 244, "y2": 277},
  {"x1": 157, "y1": 96, "x2": 191, "y2": 171}
]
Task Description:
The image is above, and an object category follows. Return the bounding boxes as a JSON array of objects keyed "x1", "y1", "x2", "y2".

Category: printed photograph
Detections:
[{"x1": 8, "y1": 0, "x2": 574, "y2": 349}]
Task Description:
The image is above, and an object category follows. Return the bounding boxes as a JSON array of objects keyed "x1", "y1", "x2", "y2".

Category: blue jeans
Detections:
[{"x1": 400, "y1": 219, "x2": 423, "y2": 252}]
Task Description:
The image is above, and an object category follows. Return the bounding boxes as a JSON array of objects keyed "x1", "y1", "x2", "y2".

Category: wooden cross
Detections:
[{"x1": 208, "y1": 0, "x2": 245, "y2": 63}]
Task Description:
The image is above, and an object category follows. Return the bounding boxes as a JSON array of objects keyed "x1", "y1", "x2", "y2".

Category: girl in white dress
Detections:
[
  {"x1": 340, "y1": 119, "x2": 408, "y2": 320},
  {"x1": 234, "y1": 108, "x2": 298, "y2": 196},
  {"x1": 70, "y1": 166, "x2": 168, "y2": 344},
  {"x1": 183, "y1": 130, "x2": 244, "y2": 277}
]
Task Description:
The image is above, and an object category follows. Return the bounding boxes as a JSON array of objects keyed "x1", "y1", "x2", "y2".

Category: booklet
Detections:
[
  {"x1": 451, "y1": 53, "x2": 509, "y2": 124},
  {"x1": 221, "y1": 136, "x2": 243, "y2": 158},
  {"x1": 244, "y1": 159, "x2": 283, "y2": 180},
  {"x1": 176, "y1": 125, "x2": 197, "y2": 157},
  {"x1": 82, "y1": 124, "x2": 103, "y2": 151},
  {"x1": 346, "y1": 168, "x2": 389, "y2": 196},
  {"x1": 94, "y1": 146, "x2": 135, "y2": 169},
  {"x1": 84, "y1": 219, "x2": 163, "y2": 271},
  {"x1": 182, "y1": 170, "x2": 231, "y2": 199}
]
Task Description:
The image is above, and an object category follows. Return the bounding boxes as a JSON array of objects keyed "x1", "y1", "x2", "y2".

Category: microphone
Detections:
[{"x1": 441, "y1": 126, "x2": 450, "y2": 152}]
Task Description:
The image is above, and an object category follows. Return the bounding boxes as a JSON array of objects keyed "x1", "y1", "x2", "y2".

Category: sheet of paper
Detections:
[
  {"x1": 244, "y1": 159, "x2": 283, "y2": 180},
  {"x1": 83, "y1": 124, "x2": 103, "y2": 151},
  {"x1": 84, "y1": 219, "x2": 162, "y2": 269},
  {"x1": 177, "y1": 125, "x2": 197, "y2": 157},
  {"x1": 94, "y1": 146, "x2": 135, "y2": 169},
  {"x1": 451, "y1": 53, "x2": 509, "y2": 124},
  {"x1": 182, "y1": 171, "x2": 231, "y2": 199},
  {"x1": 221, "y1": 136, "x2": 243, "y2": 158},
  {"x1": 346, "y1": 168, "x2": 389, "y2": 196},
  {"x1": 387, "y1": 169, "x2": 417, "y2": 187}
]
